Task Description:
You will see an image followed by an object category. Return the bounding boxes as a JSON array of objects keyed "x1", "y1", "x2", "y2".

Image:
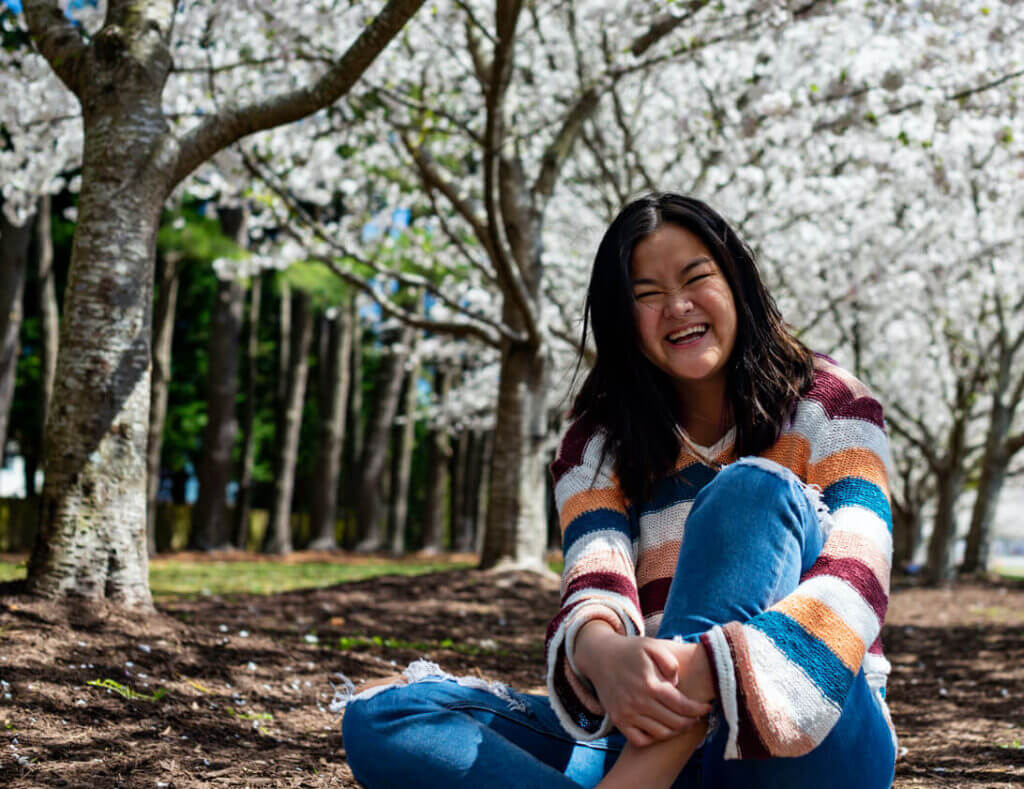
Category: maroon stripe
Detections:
[
  {"x1": 868, "y1": 634, "x2": 884, "y2": 654},
  {"x1": 803, "y1": 370, "x2": 885, "y2": 429},
  {"x1": 803, "y1": 555, "x2": 888, "y2": 622},
  {"x1": 545, "y1": 597, "x2": 589, "y2": 643},
  {"x1": 550, "y1": 414, "x2": 601, "y2": 485},
  {"x1": 723, "y1": 627, "x2": 771, "y2": 759},
  {"x1": 638, "y1": 576, "x2": 672, "y2": 616},
  {"x1": 551, "y1": 647, "x2": 604, "y2": 734},
  {"x1": 561, "y1": 571, "x2": 640, "y2": 609}
]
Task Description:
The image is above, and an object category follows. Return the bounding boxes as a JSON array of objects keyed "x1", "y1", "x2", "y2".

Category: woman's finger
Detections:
[
  {"x1": 621, "y1": 726, "x2": 653, "y2": 749},
  {"x1": 650, "y1": 681, "x2": 714, "y2": 719}
]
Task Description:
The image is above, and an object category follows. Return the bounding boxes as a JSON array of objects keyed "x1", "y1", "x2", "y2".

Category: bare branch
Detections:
[{"x1": 170, "y1": 0, "x2": 426, "y2": 188}]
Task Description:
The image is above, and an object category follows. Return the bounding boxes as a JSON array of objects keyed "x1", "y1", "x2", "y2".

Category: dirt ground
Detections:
[{"x1": 1, "y1": 554, "x2": 1021, "y2": 788}]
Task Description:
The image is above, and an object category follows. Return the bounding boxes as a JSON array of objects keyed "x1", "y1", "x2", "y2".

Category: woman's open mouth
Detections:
[{"x1": 666, "y1": 324, "x2": 709, "y2": 347}]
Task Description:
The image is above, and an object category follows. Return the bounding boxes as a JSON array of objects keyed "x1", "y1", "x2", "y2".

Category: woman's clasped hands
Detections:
[{"x1": 573, "y1": 619, "x2": 716, "y2": 748}]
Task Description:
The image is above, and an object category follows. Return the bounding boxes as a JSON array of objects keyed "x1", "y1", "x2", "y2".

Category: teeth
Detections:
[{"x1": 668, "y1": 324, "x2": 708, "y2": 342}]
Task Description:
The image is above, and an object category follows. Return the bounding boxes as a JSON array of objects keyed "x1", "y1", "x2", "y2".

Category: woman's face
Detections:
[{"x1": 629, "y1": 223, "x2": 737, "y2": 396}]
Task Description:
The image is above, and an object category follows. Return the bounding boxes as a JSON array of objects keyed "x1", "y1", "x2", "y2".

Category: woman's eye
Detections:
[
  {"x1": 635, "y1": 291, "x2": 661, "y2": 300},
  {"x1": 686, "y1": 273, "x2": 711, "y2": 286}
]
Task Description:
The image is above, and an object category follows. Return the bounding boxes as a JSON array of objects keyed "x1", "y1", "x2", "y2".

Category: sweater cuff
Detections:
[{"x1": 700, "y1": 625, "x2": 741, "y2": 759}]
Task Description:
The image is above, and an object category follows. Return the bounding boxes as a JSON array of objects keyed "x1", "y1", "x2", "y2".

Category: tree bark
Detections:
[
  {"x1": 0, "y1": 210, "x2": 32, "y2": 457},
  {"x1": 926, "y1": 460, "x2": 967, "y2": 585},
  {"x1": 308, "y1": 302, "x2": 353, "y2": 551},
  {"x1": 355, "y1": 326, "x2": 414, "y2": 551},
  {"x1": 191, "y1": 207, "x2": 247, "y2": 550},
  {"x1": 478, "y1": 335, "x2": 549, "y2": 572},
  {"x1": 264, "y1": 289, "x2": 313, "y2": 555},
  {"x1": 341, "y1": 295, "x2": 364, "y2": 546},
  {"x1": 232, "y1": 273, "x2": 263, "y2": 550},
  {"x1": 36, "y1": 195, "x2": 59, "y2": 447},
  {"x1": 146, "y1": 250, "x2": 180, "y2": 555},
  {"x1": 450, "y1": 427, "x2": 469, "y2": 552},
  {"x1": 387, "y1": 349, "x2": 421, "y2": 555},
  {"x1": 420, "y1": 367, "x2": 452, "y2": 553}
]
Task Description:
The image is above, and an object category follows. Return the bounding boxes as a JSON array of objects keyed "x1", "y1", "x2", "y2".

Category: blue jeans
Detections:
[{"x1": 342, "y1": 458, "x2": 897, "y2": 788}]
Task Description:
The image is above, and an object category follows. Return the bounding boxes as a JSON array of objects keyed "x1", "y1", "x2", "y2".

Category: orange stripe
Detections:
[
  {"x1": 760, "y1": 433, "x2": 810, "y2": 476},
  {"x1": 771, "y1": 594, "x2": 865, "y2": 673},
  {"x1": 636, "y1": 540, "x2": 681, "y2": 582},
  {"x1": 809, "y1": 447, "x2": 889, "y2": 496},
  {"x1": 561, "y1": 487, "x2": 627, "y2": 531}
]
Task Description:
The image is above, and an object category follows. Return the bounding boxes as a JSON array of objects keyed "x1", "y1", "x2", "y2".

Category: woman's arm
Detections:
[
  {"x1": 699, "y1": 366, "x2": 893, "y2": 759},
  {"x1": 546, "y1": 416, "x2": 709, "y2": 742}
]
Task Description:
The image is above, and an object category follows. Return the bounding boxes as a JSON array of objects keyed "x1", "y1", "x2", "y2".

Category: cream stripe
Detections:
[
  {"x1": 829, "y1": 508, "x2": 892, "y2": 557},
  {"x1": 795, "y1": 575, "x2": 882, "y2": 644},
  {"x1": 563, "y1": 534, "x2": 635, "y2": 578},
  {"x1": 554, "y1": 432, "x2": 617, "y2": 508},
  {"x1": 705, "y1": 626, "x2": 741, "y2": 759},
  {"x1": 744, "y1": 626, "x2": 843, "y2": 750}
]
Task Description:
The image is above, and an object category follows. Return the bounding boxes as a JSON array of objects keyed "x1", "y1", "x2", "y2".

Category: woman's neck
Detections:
[{"x1": 676, "y1": 378, "x2": 731, "y2": 447}]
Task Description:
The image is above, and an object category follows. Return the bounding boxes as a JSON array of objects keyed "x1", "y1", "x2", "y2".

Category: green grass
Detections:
[{"x1": 0, "y1": 556, "x2": 474, "y2": 598}]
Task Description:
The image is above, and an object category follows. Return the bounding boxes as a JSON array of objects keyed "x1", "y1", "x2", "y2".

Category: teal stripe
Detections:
[
  {"x1": 749, "y1": 610, "x2": 853, "y2": 707},
  {"x1": 822, "y1": 477, "x2": 892, "y2": 531}
]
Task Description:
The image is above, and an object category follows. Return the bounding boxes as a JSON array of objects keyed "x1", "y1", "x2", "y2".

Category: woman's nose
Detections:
[{"x1": 663, "y1": 290, "x2": 693, "y2": 315}]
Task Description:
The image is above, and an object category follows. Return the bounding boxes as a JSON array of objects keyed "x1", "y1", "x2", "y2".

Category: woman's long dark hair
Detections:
[{"x1": 572, "y1": 193, "x2": 815, "y2": 504}]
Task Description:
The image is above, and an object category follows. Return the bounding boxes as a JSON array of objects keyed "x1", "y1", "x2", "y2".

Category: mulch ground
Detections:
[{"x1": 1, "y1": 553, "x2": 1021, "y2": 788}]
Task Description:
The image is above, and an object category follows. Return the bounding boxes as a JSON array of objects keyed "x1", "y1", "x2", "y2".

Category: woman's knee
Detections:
[{"x1": 688, "y1": 457, "x2": 819, "y2": 549}]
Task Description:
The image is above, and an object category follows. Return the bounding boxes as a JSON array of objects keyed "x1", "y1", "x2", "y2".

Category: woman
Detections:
[{"x1": 343, "y1": 193, "x2": 897, "y2": 788}]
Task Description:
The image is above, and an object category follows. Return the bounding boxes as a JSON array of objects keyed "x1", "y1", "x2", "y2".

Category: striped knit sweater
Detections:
[{"x1": 545, "y1": 356, "x2": 894, "y2": 759}]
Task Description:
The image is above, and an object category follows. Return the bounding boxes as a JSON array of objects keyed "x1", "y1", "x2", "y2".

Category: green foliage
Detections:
[
  {"x1": 279, "y1": 261, "x2": 351, "y2": 310},
  {"x1": 226, "y1": 707, "x2": 273, "y2": 721},
  {"x1": 146, "y1": 557, "x2": 473, "y2": 598},
  {"x1": 86, "y1": 679, "x2": 167, "y2": 703},
  {"x1": 334, "y1": 633, "x2": 510, "y2": 658}
]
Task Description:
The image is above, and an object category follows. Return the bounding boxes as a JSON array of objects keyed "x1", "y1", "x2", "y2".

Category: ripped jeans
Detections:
[{"x1": 341, "y1": 458, "x2": 897, "y2": 788}]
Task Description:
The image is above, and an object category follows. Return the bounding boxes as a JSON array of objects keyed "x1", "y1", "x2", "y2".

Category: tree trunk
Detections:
[
  {"x1": 146, "y1": 251, "x2": 180, "y2": 555},
  {"x1": 355, "y1": 326, "x2": 413, "y2": 551},
  {"x1": 450, "y1": 427, "x2": 468, "y2": 551},
  {"x1": 264, "y1": 289, "x2": 313, "y2": 555},
  {"x1": 962, "y1": 393, "x2": 1012, "y2": 575},
  {"x1": 420, "y1": 368, "x2": 452, "y2": 553},
  {"x1": 474, "y1": 428, "x2": 494, "y2": 554},
  {"x1": 478, "y1": 336, "x2": 549, "y2": 572},
  {"x1": 387, "y1": 350, "x2": 420, "y2": 555},
  {"x1": 308, "y1": 303, "x2": 353, "y2": 551},
  {"x1": 341, "y1": 296, "x2": 364, "y2": 546},
  {"x1": 191, "y1": 207, "x2": 247, "y2": 550},
  {"x1": 26, "y1": 95, "x2": 168, "y2": 605},
  {"x1": 233, "y1": 273, "x2": 263, "y2": 550},
  {"x1": 925, "y1": 465, "x2": 966, "y2": 585},
  {"x1": 36, "y1": 195, "x2": 59, "y2": 445},
  {"x1": 891, "y1": 499, "x2": 924, "y2": 571},
  {"x1": 0, "y1": 210, "x2": 32, "y2": 456}
]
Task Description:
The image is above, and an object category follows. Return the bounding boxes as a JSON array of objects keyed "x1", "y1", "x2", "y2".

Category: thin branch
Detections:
[
  {"x1": 238, "y1": 147, "x2": 525, "y2": 345},
  {"x1": 169, "y1": 0, "x2": 426, "y2": 189}
]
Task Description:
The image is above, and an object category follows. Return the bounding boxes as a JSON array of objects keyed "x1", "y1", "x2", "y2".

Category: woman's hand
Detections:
[{"x1": 574, "y1": 620, "x2": 713, "y2": 747}]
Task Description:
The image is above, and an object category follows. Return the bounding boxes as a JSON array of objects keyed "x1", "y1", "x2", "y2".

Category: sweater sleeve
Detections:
[
  {"x1": 544, "y1": 416, "x2": 645, "y2": 740},
  {"x1": 699, "y1": 370, "x2": 893, "y2": 759}
]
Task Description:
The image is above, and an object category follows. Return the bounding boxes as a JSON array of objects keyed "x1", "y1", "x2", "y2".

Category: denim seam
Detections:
[{"x1": 445, "y1": 702, "x2": 622, "y2": 753}]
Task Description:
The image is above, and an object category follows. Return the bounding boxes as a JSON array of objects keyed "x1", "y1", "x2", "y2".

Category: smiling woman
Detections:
[{"x1": 342, "y1": 194, "x2": 897, "y2": 789}]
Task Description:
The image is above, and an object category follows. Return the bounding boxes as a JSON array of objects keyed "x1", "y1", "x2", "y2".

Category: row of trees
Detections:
[{"x1": 1, "y1": 0, "x2": 1022, "y2": 609}]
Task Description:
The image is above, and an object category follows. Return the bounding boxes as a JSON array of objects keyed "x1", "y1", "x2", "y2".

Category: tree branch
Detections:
[
  {"x1": 169, "y1": 0, "x2": 426, "y2": 188},
  {"x1": 23, "y1": 0, "x2": 88, "y2": 96}
]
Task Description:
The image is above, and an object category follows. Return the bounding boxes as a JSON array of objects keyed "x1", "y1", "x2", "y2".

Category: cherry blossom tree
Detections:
[{"x1": 12, "y1": 0, "x2": 426, "y2": 606}]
